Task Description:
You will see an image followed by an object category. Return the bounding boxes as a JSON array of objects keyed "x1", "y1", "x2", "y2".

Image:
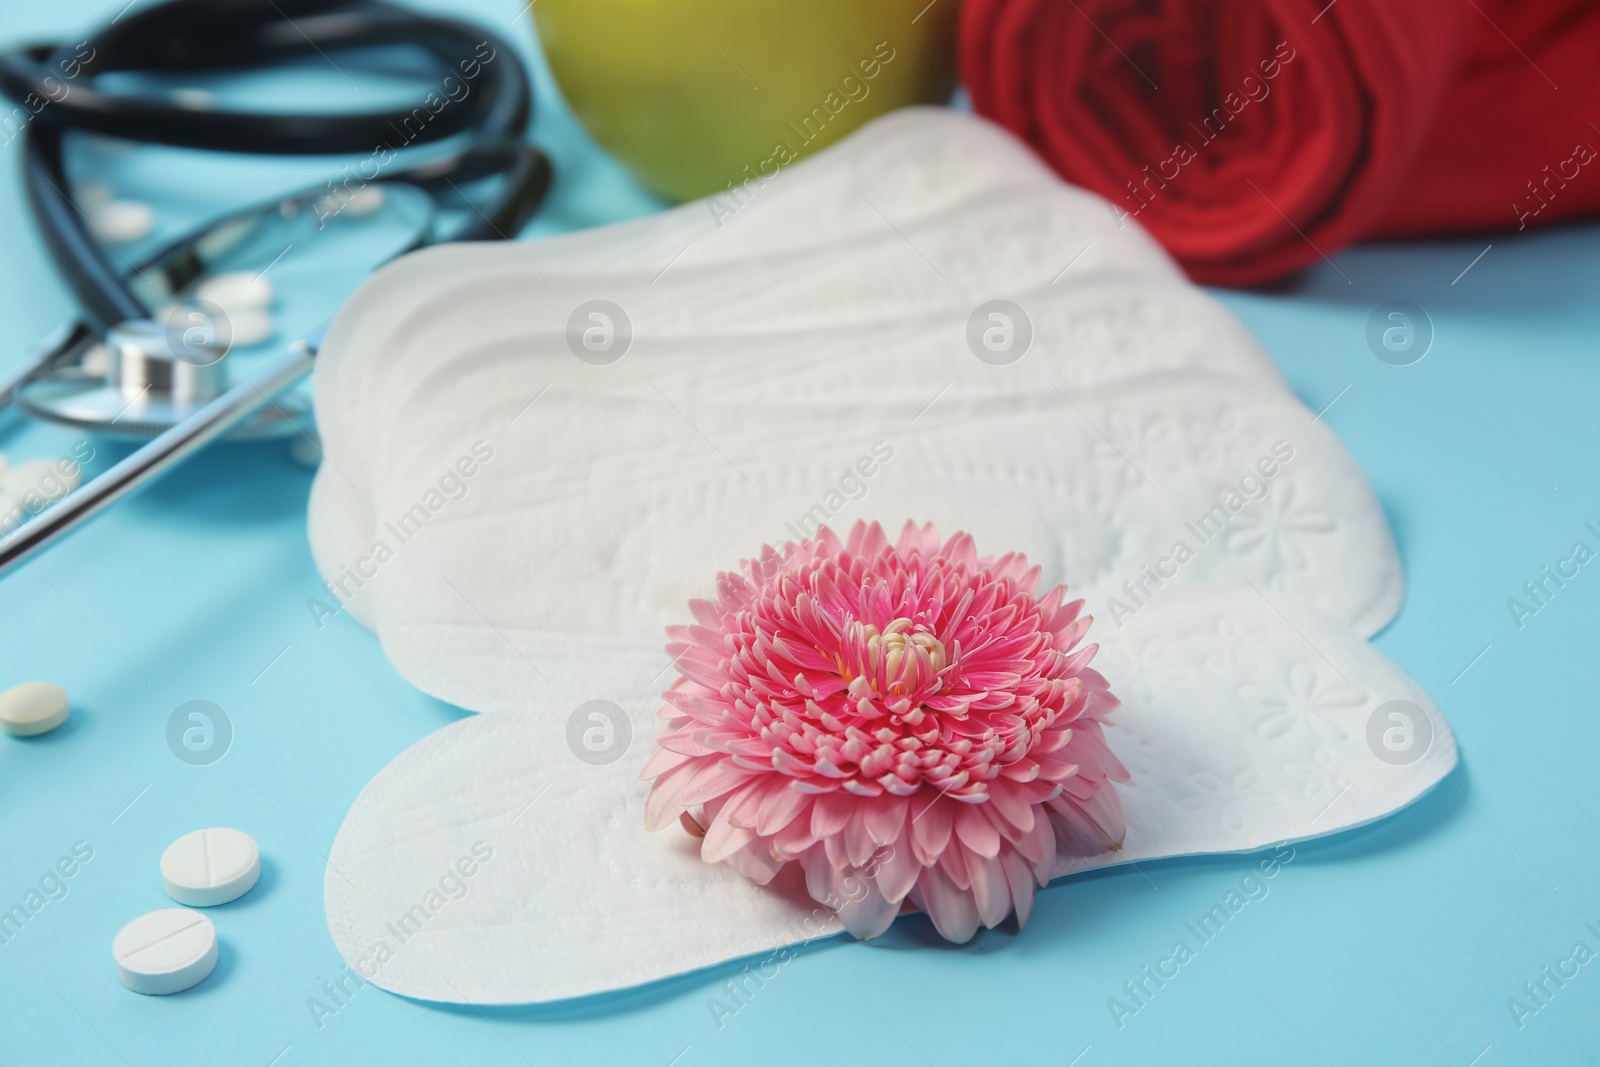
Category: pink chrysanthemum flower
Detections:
[{"x1": 642, "y1": 520, "x2": 1129, "y2": 943}]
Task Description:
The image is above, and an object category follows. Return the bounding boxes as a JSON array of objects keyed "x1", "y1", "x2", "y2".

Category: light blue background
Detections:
[{"x1": 2, "y1": 2, "x2": 1597, "y2": 1064}]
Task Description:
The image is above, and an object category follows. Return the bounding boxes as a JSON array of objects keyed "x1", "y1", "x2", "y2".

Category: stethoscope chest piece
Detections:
[{"x1": 15, "y1": 319, "x2": 311, "y2": 440}]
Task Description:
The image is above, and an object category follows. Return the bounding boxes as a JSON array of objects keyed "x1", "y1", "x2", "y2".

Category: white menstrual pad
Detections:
[
  {"x1": 315, "y1": 198, "x2": 1188, "y2": 526},
  {"x1": 325, "y1": 269, "x2": 1277, "y2": 480},
  {"x1": 325, "y1": 585, "x2": 1455, "y2": 1005},
  {"x1": 313, "y1": 106, "x2": 1083, "y2": 422},
  {"x1": 334, "y1": 375, "x2": 1399, "y2": 718},
  {"x1": 307, "y1": 266, "x2": 1283, "y2": 612},
  {"x1": 311, "y1": 105, "x2": 1437, "y2": 1007},
  {"x1": 308, "y1": 109, "x2": 1261, "y2": 581}
]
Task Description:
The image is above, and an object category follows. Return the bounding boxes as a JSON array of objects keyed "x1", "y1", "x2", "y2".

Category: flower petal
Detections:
[{"x1": 911, "y1": 864, "x2": 982, "y2": 943}]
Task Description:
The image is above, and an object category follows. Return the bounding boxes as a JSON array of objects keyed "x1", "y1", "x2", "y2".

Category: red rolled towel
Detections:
[{"x1": 961, "y1": 0, "x2": 1600, "y2": 285}]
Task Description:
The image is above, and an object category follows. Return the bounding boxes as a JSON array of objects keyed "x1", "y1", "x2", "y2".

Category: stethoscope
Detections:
[{"x1": 0, "y1": 0, "x2": 551, "y2": 576}]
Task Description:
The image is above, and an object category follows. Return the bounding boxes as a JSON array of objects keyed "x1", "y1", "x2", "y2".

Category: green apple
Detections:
[{"x1": 532, "y1": 0, "x2": 962, "y2": 201}]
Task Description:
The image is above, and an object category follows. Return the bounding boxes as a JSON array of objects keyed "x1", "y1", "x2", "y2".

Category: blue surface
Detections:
[{"x1": 2, "y1": 3, "x2": 1599, "y2": 1065}]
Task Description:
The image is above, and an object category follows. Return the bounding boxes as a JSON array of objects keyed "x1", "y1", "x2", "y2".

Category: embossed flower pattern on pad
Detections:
[
  {"x1": 1099, "y1": 636, "x2": 1195, "y2": 705},
  {"x1": 1238, "y1": 662, "x2": 1365, "y2": 742},
  {"x1": 1180, "y1": 769, "x2": 1279, "y2": 832},
  {"x1": 1184, "y1": 408, "x2": 1252, "y2": 467},
  {"x1": 1190, "y1": 614, "x2": 1271, "y2": 676},
  {"x1": 1098, "y1": 406, "x2": 1183, "y2": 480},
  {"x1": 1225, "y1": 483, "x2": 1337, "y2": 570},
  {"x1": 1284, "y1": 746, "x2": 1346, "y2": 801}
]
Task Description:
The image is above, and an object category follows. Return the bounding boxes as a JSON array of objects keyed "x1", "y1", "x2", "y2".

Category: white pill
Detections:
[
  {"x1": 92, "y1": 200, "x2": 154, "y2": 244},
  {"x1": 171, "y1": 87, "x2": 214, "y2": 110},
  {"x1": 196, "y1": 271, "x2": 272, "y2": 312},
  {"x1": 113, "y1": 909, "x2": 217, "y2": 995},
  {"x1": 312, "y1": 184, "x2": 385, "y2": 223},
  {"x1": 2, "y1": 457, "x2": 82, "y2": 500},
  {"x1": 160, "y1": 828, "x2": 260, "y2": 906},
  {"x1": 77, "y1": 182, "x2": 112, "y2": 208},
  {"x1": 0, "y1": 681, "x2": 69, "y2": 737},
  {"x1": 344, "y1": 184, "x2": 385, "y2": 216},
  {"x1": 224, "y1": 308, "x2": 275, "y2": 347}
]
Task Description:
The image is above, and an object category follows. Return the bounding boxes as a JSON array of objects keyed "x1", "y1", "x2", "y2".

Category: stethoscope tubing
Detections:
[
  {"x1": 0, "y1": 0, "x2": 553, "y2": 578},
  {"x1": 2, "y1": 0, "x2": 544, "y2": 331},
  {"x1": 0, "y1": 1, "x2": 526, "y2": 154}
]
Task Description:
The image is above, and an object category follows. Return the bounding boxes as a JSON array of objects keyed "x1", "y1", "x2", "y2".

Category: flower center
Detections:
[{"x1": 840, "y1": 616, "x2": 948, "y2": 701}]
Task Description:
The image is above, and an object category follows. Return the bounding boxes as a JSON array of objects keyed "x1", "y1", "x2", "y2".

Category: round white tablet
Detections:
[
  {"x1": 195, "y1": 271, "x2": 272, "y2": 311},
  {"x1": 113, "y1": 909, "x2": 217, "y2": 995},
  {"x1": 77, "y1": 182, "x2": 112, "y2": 207},
  {"x1": 224, "y1": 308, "x2": 275, "y2": 347},
  {"x1": 2, "y1": 457, "x2": 82, "y2": 500},
  {"x1": 0, "y1": 681, "x2": 69, "y2": 737},
  {"x1": 344, "y1": 184, "x2": 385, "y2": 216},
  {"x1": 92, "y1": 200, "x2": 154, "y2": 244},
  {"x1": 161, "y1": 828, "x2": 260, "y2": 906},
  {"x1": 170, "y1": 87, "x2": 214, "y2": 110}
]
